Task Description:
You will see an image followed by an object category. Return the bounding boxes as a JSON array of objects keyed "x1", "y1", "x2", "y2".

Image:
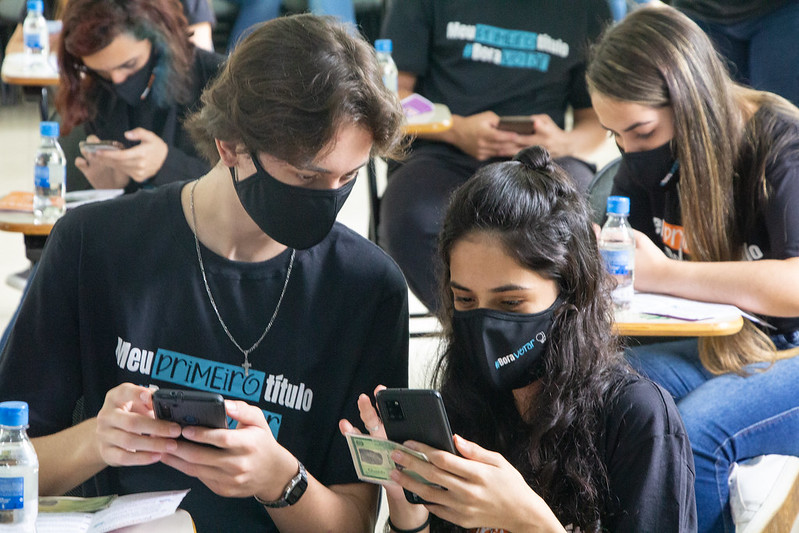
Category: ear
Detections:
[{"x1": 215, "y1": 139, "x2": 244, "y2": 167}]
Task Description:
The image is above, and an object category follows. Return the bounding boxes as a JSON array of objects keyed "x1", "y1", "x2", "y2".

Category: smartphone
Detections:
[
  {"x1": 79, "y1": 140, "x2": 124, "y2": 154},
  {"x1": 376, "y1": 388, "x2": 456, "y2": 504},
  {"x1": 152, "y1": 389, "x2": 227, "y2": 429},
  {"x1": 497, "y1": 115, "x2": 536, "y2": 135}
]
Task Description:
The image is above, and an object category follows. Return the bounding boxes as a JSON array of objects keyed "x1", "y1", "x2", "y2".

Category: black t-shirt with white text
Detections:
[
  {"x1": 0, "y1": 182, "x2": 409, "y2": 532},
  {"x1": 381, "y1": 0, "x2": 611, "y2": 127}
]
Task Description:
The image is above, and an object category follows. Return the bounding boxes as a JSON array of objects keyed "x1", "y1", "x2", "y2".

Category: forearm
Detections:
[
  {"x1": 267, "y1": 478, "x2": 377, "y2": 533},
  {"x1": 642, "y1": 257, "x2": 799, "y2": 316},
  {"x1": 5, "y1": 25, "x2": 24, "y2": 55},
  {"x1": 33, "y1": 418, "x2": 106, "y2": 496}
]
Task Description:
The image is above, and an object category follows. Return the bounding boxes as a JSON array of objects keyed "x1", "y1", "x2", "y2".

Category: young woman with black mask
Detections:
[
  {"x1": 56, "y1": 0, "x2": 223, "y2": 192},
  {"x1": 0, "y1": 15, "x2": 409, "y2": 532},
  {"x1": 341, "y1": 145, "x2": 697, "y2": 532},
  {"x1": 587, "y1": 6, "x2": 799, "y2": 532}
]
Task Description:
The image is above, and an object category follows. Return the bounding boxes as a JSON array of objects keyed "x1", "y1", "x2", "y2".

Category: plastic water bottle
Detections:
[
  {"x1": 375, "y1": 39, "x2": 398, "y2": 95},
  {"x1": 599, "y1": 196, "x2": 635, "y2": 311},
  {"x1": 0, "y1": 402, "x2": 39, "y2": 532},
  {"x1": 33, "y1": 121, "x2": 66, "y2": 222},
  {"x1": 22, "y1": 0, "x2": 48, "y2": 70}
]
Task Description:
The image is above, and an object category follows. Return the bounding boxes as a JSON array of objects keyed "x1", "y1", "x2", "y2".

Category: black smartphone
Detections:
[
  {"x1": 375, "y1": 388, "x2": 456, "y2": 504},
  {"x1": 497, "y1": 115, "x2": 536, "y2": 135},
  {"x1": 152, "y1": 389, "x2": 227, "y2": 429}
]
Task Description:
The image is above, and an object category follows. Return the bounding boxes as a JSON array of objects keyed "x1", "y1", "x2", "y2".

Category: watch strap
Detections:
[{"x1": 255, "y1": 461, "x2": 308, "y2": 509}]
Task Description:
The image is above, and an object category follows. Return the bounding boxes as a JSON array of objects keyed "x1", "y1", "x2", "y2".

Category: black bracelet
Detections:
[{"x1": 387, "y1": 514, "x2": 430, "y2": 533}]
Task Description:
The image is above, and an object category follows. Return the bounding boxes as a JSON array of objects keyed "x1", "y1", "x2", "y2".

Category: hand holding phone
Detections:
[
  {"x1": 497, "y1": 115, "x2": 536, "y2": 135},
  {"x1": 152, "y1": 389, "x2": 227, "y2": 429},
  {"x1": 376, "y1": 388, "x2": 456, "y2": 503}
]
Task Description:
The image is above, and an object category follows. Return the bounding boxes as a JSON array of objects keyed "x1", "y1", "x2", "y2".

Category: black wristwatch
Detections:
[{"x1": 255, "y1": 461, "x2": 308, "y2": 508}]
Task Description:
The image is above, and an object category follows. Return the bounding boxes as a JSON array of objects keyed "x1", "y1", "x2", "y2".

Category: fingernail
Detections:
[
  {"x1": 391, "y1": 451, "x2": 403, "y2": 463},
  {"x1": 389, "y1": 470, "x2": 401, "y2": 482},
  {"x1": 183, "y1": 427, "x2": 195, "y2": 438},
  {"x1": 404, "y1": 441, "x2": 419, "y2": 450}
]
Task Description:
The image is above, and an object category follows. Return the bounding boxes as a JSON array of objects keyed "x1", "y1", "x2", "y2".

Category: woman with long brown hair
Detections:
[
  {"x1": 56, "y1": 0, "x2": 222, "y2": 192},
  {"x1": 586, "y1": 5, "x2": 799, "y2": 532}
]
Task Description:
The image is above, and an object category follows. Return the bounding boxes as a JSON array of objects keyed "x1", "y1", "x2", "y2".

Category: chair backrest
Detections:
[{"x1": 587, "y1": 156, "x2": 621, "y2": 225}]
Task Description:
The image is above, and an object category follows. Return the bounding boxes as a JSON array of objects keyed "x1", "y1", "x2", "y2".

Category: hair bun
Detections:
[{"x1": 513, "y1": 145, "x2": 553, "y2": 172}]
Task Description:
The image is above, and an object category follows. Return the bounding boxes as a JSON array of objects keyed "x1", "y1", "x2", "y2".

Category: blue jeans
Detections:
[
  {"x1": 627, "y1": 337, "x2": 799, "y2": 533},
  {"x1": 688, "y1": 1, "x2": 799, "y2": 106}
]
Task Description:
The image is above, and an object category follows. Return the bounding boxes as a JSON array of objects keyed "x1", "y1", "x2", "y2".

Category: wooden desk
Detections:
[
  {"x1": 1, "y1": 52, "x2": 59, "y2": 121},
  {"x1": 0, "y1": 211, "x2": 54, "y2": 236},
  {"x1": 614, "y1": 312, "x2": 744, "y2": 337},
  {"x1": 613, "y1": 293, "x2": 745, "y2": 337},
  {"x1": 403, "y1": 104, "x2": 453, "y2": 135}
]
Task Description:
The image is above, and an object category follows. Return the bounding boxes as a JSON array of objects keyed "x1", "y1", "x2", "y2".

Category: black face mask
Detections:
[
  {"x1": 111, "y1": 51, "x2": 156, "y2": 107},
  {"x1": 231, "y1": 153, "x2": 356, "y2": 249},
  {"x1": 617, "y1": 141, "x2": 679, "y2": 189},
  {"x1": 452, "y1": 299, "x2": 561, "y2": 391}
]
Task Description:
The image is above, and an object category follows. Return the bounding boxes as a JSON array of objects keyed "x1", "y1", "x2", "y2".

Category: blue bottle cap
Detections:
[
  {"x1": 375, "y1": 39, "x2": 392, "y2": 53},
  {"x1": 0, "y1": 401, "x2": 29, "y2": 427},
  {"x1": 40, "y1": 121, "x2": 59, "y2": 138},
  {"x1": 606, "y1": 195, "x2": 630, "y2": 215},
  {"x1": 27, "y1": 0, "x2": 43, "y2": 13}
]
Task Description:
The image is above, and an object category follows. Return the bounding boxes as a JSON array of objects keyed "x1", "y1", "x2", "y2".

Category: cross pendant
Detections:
[{"x1": 242, "y1": 360, "x2": 251, "y2": 376}]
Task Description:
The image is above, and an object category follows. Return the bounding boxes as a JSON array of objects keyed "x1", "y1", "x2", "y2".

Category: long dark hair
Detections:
[
  {"x1": 433, "y1": 146, "x2": 629, "y2": 531},
  {"x1": 186, "y1": 14, "x2": 406, "y2": 166},
  {"x1": 586, "y1": 6, "x2": 799, "y2": 373},
  {"x1": 56, "y1": 0, "x2": 194, "y2": 134}
]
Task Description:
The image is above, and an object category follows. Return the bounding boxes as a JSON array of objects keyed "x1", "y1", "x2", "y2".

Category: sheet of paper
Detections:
[
  {"x1": 346, "y1": 433, "x2": 432, "y2": 486},
  {"x1": 65, "y1": 189, "x2": 124, "y2": 209},
  {"x1": 631, "y1": 293, "x2": 742, "y2": 321},
  {"x1": 36, "y1": 489, "x2": 189, "y2": 533}
]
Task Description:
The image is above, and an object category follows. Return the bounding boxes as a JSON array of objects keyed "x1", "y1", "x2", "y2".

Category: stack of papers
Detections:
[{"x1": 36, "y1": 489, "x2": 188, "y2": 533}]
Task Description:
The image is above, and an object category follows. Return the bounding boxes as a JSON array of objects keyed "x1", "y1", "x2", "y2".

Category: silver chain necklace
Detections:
[{"x1": 190, "y1": 179, "x2": 295, "y2": 376}]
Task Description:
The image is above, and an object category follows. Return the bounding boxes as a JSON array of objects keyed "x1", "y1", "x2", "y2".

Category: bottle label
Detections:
[
  {"x1": 23, "y1": 34, "x2": 43, "y2": 51},
  {"x1": 0, "y1": 477, "x2": 24, "y2": 510},
  {"x1": 601, "y1": 248, "x2": 633, "y2": 276},
  {"x1": 34, "y1": 165, "x2": 50, "y2": 189}
]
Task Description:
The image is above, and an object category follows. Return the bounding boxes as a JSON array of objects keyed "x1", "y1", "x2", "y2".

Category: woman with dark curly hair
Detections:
[
  {"x1": 342, "y1": 145, "x2": 697, "y2": 532},
  {"x1": 56, "y1": 0, "x2": 223, "y2": 192}
]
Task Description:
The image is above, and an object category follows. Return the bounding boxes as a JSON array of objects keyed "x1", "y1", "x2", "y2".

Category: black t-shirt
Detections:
[
  {"x1": 381, "y1": 0, "x2": 611, "y2": 128},
  {"x1": 0, "y1": 182, "x2": 409, "y2": 532},
  {"x1": 452, "y1": 375, "x2": 696, "y2": 532},
  {"x1": 672, "y1": 0, "x2": 792, "y2": 24},
  {"x1": 86, "y1": 49, "x2": 223, "y2": 189},
  {"x1": 598, "y1": 375, "x2": 696, "y2": 531},
  {"x1": 612, "y1": 104, "x2": 799, "y2": 334}
]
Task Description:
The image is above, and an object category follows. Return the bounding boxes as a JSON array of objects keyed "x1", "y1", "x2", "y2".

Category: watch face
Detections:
[
  {"x1": 286, "y1": 474, "x2": 308, "y2": 505},
  {"x1": 259, "y1": 462, "x2": 308, "y2": 508}
]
